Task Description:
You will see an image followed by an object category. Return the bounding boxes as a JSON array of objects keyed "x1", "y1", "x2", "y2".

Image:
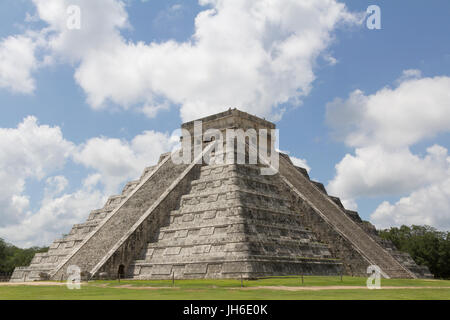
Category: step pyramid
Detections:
[
  {"x1": 128, "y1": 163, "x2": 341, "y2": 279},
  {"x1": 10, "y1": 109, "x2": 432, "y2": 281}
]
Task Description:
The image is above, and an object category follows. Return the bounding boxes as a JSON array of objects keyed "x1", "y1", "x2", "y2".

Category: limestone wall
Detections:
[
  {"x1": 50, "y1": 154, "x2": 191, "y2": 280},
  {"x1": 129, "y1": 163, "x2": 342, "y2": 279},
  {"x1": 278, "y1": 154, "x2": 415, "y2": 278},
  {"x1": 10, "y1": 165, "x2": 158, "y2": 282}
]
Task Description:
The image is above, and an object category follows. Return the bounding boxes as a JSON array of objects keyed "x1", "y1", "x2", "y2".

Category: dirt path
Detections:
[
  {"x1": 96, "y1": 285, "x2": 450, "y2": 291},
  {"x1": 0, "y1": 281, "x2": 69, "y2": 286},
  {"x1": 231, "y1": 286, "x2": 450, "y2": 291},
  {"x1": 2, "y1": 282, "x2": 449, "y2": 291}
]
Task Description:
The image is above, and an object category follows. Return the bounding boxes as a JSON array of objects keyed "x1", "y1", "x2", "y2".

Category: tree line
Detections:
[
  {"x1": 379, "y1": 225, "x2": 450, "y2": 279},
  {"x1": 0, "y1": 238, "x2": 48, "y2": 274}
]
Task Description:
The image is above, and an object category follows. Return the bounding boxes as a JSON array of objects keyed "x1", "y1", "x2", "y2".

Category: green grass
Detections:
[
  {"x1": 1, "y1": 276, "x2": 450, "y2": 300},
  {"x1": 92, "y1": 276, "x2": 450, "y2": 288}
]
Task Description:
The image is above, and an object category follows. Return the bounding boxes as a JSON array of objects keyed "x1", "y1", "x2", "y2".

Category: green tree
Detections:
[
  {"x1": 0, "y1": 239, "x2": 7, "y2": 271},
  {"x1": 0, "y1": 238, "x2": 48, "y2": 274},
  {"x1": 379, "y1": 225, "x2": 450, "y2": 279}
]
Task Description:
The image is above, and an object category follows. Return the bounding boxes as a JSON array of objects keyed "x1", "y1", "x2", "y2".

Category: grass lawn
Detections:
[{"x1": 1, "y1": 276, "x2": 450, "y2": 300}]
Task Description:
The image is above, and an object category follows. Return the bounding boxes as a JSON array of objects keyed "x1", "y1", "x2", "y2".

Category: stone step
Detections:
[
  {"x1": 278, "y1": 155, "x2": 415, "y2": 279},
  {"x1": 145, "y1": 244, "x2": 330, "y2": 260},
  {"x1": 311, "y1": 181, "x2": 327, "y2": 194},
  {"x1": 13, "y1": 162, "x2": 164, "y2": 282},
  {"x1": 182, "y1": 186, "x2": 289, "y2": 202},
  {"x1": 159, "y1": 218, "x2": 311, "y2": 236},
  {"x1": 190, "y1": 176, "x2": 280, "y2": 195},
  {"x1": 180, "y1": 189, "x2": 290, "y2": 208},
  {"x1": 199, "y1": 163, "x2": 262, "y2": 178},
  {"x1": 145, "y1": 234, "x2": 329, "y2": 254},
  {"x1": 129, "y1": 255, "x2": 341, "y2": 280},
  {"x1": 294, "y1": 167, "x2": 310, "y2": 180},
  {"x1": 171, "y1": 207, "x2": 298, "y2": 224},
  {"x1": 121, "y1": 180, "x2": 140, "y2": 196},
  {"x1": 191, "y1": 171, "x2": 279, "y2": 188},
  {"x1": 103, "y1": 195, "x2": 126, "y2": 209},
  {"x1": 49, "y1": 143, "x2": 215, "y2": 280},
  {"x1": 30, "y1": 254, "x2": 65, "y2": 265},
  {"x1": 328, "y1": 196, "x2": 345, "y2": 210},
  {"x1": 87, "y1": 208, "x2": 113, "y2": 221},
  {"x1": 10, "y1": 267, "x2": 55, "y2": 282},
  {"x1": 143, "y1": 253, "x2": 336, "y2": 265},
  {"x1": 139, "y1": 165, "x2": 157, "y2": 181},
  {"x1": 136, "y1": 253, "x2": 335, "y2": 266},
  {"x1": 49, "y1": 152, "x2": 192, "y2": 280},
  {"x1": 71, "y1": 220, "x2": 101, "y2": 230},
  {"x1": 169, "y1": 206, "x2": 303, "y2": 225},
  {"x1": 38, "y1": 246, "x2": 75, "y2": 257},
  {"x1": 345, "y1": 210, "x2": 363, "y2": 223}
]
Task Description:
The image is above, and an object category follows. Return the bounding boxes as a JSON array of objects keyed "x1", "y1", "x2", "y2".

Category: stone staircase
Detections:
[
  {"x1": 9, "y1": 165, "x2": 157, "y2": 282},
  {"x1": 128, "y1": 163, "x2": 342, "y2": 279},
  {"x1": 11, "y1": 109, "x2": 431, "y2": 281},
  {"x1": 278, "y1": 155, "x2": 416, "y2": 279},
  {"x1": 49, "y1": 152, "x2": 193, "y2": 280}
]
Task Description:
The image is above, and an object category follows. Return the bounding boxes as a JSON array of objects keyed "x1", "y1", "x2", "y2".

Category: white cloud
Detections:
[
  {"x1": 0, "y1": 117, "x2": 73, "y2": 228},
  {"x1": 171, "y1": 4, "x2": 183, "y2": 11},
  {"x1": 327, "y1": 76, "x2": 450, "y2": 148},
  {"x1": 0, "y1": 175, "x2": 106, "y2": 247},
  {"x1": 32, "y1": 0, "x2": 129, "y2": 62},
  {"x1": 328, "y1": 145, "x2": 450, "y2": 199},
  {"x1": 323, "y1": 53, "x2": 338, "y2": 66},
  {"x1": 0, "y1": 117, "x2": 175, "y2": 247},
  {"x1": 44, "y1": 176, "x2": 69, "y2": 197},
  {"x1": 396, "y1": 69, "x2": 422, "y2": 83},
  {"x1": 372, "y1": 173, "x2": 450, "y2": 230},
  {"x1": 3, "y1": 0, "x2": 359, "y2": 122},
  {"x1": 326, "y1": 73, "x2": 450, "y2": 230},
  {"x1": 140, "y1": 101, "x2": 170, "y2": 119},
  {"x1": 290, "y1": 156, "x2": 311, "y2": 173},
  {"x1": 79, "y1": 0, "x2": 359, "y2": 122},
  {"x1": 0, "y1": 35, "x2": 37, "y2": 93},
  {"x1": 73, "y1": 130, "x2": 175, "y2": 194}
]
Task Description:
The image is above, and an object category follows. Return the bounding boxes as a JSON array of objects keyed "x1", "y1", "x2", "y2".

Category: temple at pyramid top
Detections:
[
  {"x1": 181, "y1": 108, "x2": 276, "y2": 133},
  {"x1": 180, "y1": 108, "x2": 277, "y2": 157},
  {"x1": 10, "y1": 109, "x2": 432, "y2": 282}
]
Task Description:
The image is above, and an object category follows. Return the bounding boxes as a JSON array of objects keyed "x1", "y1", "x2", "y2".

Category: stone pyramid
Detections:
[{"x1": 11, "y1": 109, "x2": 432, "y2": 281}]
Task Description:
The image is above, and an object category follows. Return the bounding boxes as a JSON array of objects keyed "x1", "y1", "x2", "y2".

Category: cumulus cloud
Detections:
[
  {"x1": 290, "y1": 156, "x2": 311, "y2": 173},
  {"x1": 0, "y1": 117, "x2": 73, "y2": 227},
  {"x1": 0, "y1": 116, "x2": 75, "y2": 246},
  {"x1": 44, "y1": 176, "x2": 69, "y2": 197},
  {"x1": 326, "y1": 72, "x2": 450, "y2": 229},
  {"x1": 326, "y1": 76, "x2": 450, "y2": 148},
  {"x1": 0, "y1": 35, "x2": 38, "y2": 93},
  {"x1": 328, "y1": 145, "x2": 450, "y2": 199},
  {"x1": 396, "y1": 69, "x2": 422, "y2": 84},
  {"x1": 372, "y1": 165, "x2": 450, "y2": 230},
  {"x1": 2, "y1": 0, "x2": 359, "y2": 122},
  {"x1": 32, "y1": 0, "x2": 129, "y2": 62},
  {"x1": 0, "y1": 117, "x2": 175, "y2": 247},
  {"x1": 73, "y1": 130, "x2": 176, "y2": 194},
  {"x1": 0, "y1": 175, "x2": 106, "y2": 247},
  {"x1": 77, "y1": 0, "x2": 359, "y2": 121}
]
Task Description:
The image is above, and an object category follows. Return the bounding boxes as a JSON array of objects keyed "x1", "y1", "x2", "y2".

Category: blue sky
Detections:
[{"x1": 0, "y1": 0, "x2": 449, "y2": 247}]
